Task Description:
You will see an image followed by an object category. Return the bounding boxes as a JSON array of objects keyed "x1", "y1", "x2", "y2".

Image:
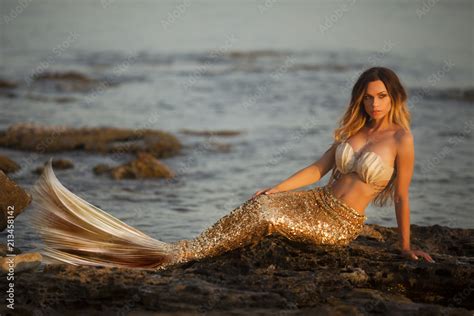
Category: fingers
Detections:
[
  {"x1": 251, "y1": 188, "x2": 267, "y2": 199},
  {"x1": 418, "y1": 252, "x2": 436, "y2": 263},
  {"x1": 411, "y1": 250, "x2": 436, "y2": 263},
  {"x1": 264, "y1": 187, "x2": 279, "y2": 195}
]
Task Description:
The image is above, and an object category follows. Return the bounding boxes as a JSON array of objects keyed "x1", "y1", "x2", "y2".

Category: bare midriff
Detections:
[{"x1": 327, "y1": 172, "x2": 387, "y2": 216}]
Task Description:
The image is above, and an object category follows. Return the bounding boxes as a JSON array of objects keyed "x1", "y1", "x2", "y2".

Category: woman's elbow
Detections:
[{"x1": 394, "y1": 192, "x2": 409, "y2": 204}]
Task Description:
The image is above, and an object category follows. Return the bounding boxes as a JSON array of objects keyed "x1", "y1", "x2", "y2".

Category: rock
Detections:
[
  {"x1": 0, "y1": 155, "x2": 20, "y2": 174},
  {"x1": 187, "y1": 140, "x2": 233, "y2": 153},
  {"x1": 208, "y1": 141, "x2": 232, "y2": 153},
  {"x1": 0, "y1": 252, "x2": 42, "y2": 275},
  {"x1": 0, "y1": 170, "x2": 32, "y2": 231},
  {"x1": 93, "y1": 163, "x2": 112, "y2": 175},
  {"x1": 0, "y1": 224, "x2": 472, "y2": 314},
  {"x1": 33, "y1": 158, "x2": 74, "y2": 174},
  {"x1": 26, "y1": 94, "x2": 77, "y2": 103},
  {"x1": 0, "y1": 79, "x2": 17, "y2": 89},
  {"x1": 179, "y1": 129, "x2": 242, "y2": 137},
  {"x1": 0, "y1": 79, "x2": 18, "y2": 99},
  {"x1": 0, "y1": 244, "x2": 22, "y2": 256},
  {"x1": 110, "y1": 152, "x2": 175, "y2": 180},
  {"x1": 340, "y1": 267, "x2": 369, "y2": 285},
  {"x1": 0, "y1": 122, "x2": 182, "y2": 158},
  {"x1": 31, "y1": 71, "x2": 105, "y2": 93},
  {"x1": 359, "y1": 224, "x2": 385, "y2": 241}
]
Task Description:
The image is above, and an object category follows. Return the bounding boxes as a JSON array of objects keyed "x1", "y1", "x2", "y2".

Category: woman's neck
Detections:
[{"x1": 366, "y1": 116, "x2": 391, "y2": 133}]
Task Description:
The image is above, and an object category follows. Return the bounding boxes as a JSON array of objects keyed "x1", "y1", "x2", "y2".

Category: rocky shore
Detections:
[
  {"x1": 0, "y1": 122, "x2": 182, "y2": 158},
  {"x1": 0, "y1": 224, "x2": 472, "y2": 315},
  {"x1": 0, "y1": 121, "x2": 472, "y2": 315}
]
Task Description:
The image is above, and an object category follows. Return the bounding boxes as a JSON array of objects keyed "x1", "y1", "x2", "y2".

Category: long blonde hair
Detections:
[{"x1": 327, "y1": 67, "x2": 411, "y2": 207}]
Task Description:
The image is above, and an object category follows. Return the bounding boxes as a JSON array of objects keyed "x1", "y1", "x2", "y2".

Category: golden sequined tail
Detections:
[
  {"x1": 172, "y1": 195, "x2": 274, "y2": 264},
  {"x1": 29, "y1": 158, "x2": 179, "y2": 269},
  {"x1": 173, "y1": 186, "x2": 367, "y2": 263}
]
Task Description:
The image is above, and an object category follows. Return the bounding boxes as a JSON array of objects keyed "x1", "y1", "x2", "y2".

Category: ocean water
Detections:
[{"x1": 0, "y1": 0, "x2": 473, "y2": 252}]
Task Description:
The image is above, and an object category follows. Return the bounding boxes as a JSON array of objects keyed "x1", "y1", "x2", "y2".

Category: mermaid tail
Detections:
[
  {"x1": 30, "y1": 158, "x2": 367, "y2": 271},
  {"x1": 30, "y1": 158, "x2": 178, "y2": 269},
  {"x1": 173, "y1": 184, "x2": 368, "y2": 264}
]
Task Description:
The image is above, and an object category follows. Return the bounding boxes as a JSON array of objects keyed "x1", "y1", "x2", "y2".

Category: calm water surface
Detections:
[{"x1": 0, "y1": 0, "x2": 472, "y2": 252}]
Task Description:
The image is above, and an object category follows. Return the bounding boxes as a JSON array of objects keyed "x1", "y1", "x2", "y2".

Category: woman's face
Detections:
[{"x1": 362, "y1": 80, "x2": 392, "y2": 120}]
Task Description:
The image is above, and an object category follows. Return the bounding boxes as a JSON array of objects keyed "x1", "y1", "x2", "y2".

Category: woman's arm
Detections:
[
  {"x1": 394, "y1": 130, "x2": 434, "y2": 263},
  {"x1": 271, "y1": 141, "x2": 339, "y2": 192}
]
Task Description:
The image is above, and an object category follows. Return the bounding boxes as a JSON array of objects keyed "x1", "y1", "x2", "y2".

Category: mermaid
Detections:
[{"x1": 29, "y1": 67, "x2": 435, "y2": 271}]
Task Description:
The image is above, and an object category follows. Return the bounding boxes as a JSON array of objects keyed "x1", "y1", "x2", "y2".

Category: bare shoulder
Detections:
[
  {"x1": 394, "y1": 127, "x2": 414, "y2": 151},
  {"x1": 394, "y1": 127, "x2": 413, "y2": 142}
]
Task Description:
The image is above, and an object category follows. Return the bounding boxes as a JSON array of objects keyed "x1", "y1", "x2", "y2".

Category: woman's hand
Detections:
[
  {"x1": 251, "y1": 187, "x2": 280, "y2": 199},
  {"x1": 401, "y1": 249, "x2": 435, "y2": 263}
]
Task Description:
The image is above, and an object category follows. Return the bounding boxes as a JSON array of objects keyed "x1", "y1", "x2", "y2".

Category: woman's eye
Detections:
[{"x1": 379, "y1": 95, "x2": 386, "y2": 98}]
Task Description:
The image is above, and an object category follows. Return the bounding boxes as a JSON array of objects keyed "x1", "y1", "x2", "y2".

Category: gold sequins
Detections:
[{"x1": 170, "y1": 185, "x2": 367, "y2": 266}]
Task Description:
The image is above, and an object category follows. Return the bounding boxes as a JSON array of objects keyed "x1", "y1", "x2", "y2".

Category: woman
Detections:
[{"x1": 30, "y1": 67, "x2": 434, "y2": 271}]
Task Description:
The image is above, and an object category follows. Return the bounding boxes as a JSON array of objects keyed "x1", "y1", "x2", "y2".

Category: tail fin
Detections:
[{"x1": 29, "y1": 158, "x2": 177, "y2": 270}]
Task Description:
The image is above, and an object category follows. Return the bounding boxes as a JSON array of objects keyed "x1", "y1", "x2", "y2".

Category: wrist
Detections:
[
  {"x1": 399, "y1": 237, "x2": 410, "y2": 251},
  {"x1": 401, "y1": 245, "x2": 411, "y2": 251}
]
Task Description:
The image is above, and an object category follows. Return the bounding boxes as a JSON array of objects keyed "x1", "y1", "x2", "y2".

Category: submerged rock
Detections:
[
  {"x1": 179, "y1": 128, "x2": 242, "y2": 137},
  {"x1": 31, "y1": 71, "x2": 106, "y2": 93},
  {"x1": 0, "y1": 170, "x2": 32, "y2": 231},
  {"x1": 94, "y1": 152, "x2": 175, "y2": 180},
  {"x1": 0, "y1": 122, "x2": 182, "y2": 158},
  {"x1": 0, "y1": 79, "x2": 17, "y2": 89},
  {"x1": 0, "y1": 78, "x2": 18, "y2": 99},
  {"x1": 2, "y1": 224, "x2": 472, "y2": 314},
  {"x1": 0, "y1": 155, "x2": 20, "y2": 174},
  {"x1": 33, "y1": 158, "x2": 74, "y2": 174},
  {"x1": 93, "y1": 163, "x2": 112, "y2": 175}
]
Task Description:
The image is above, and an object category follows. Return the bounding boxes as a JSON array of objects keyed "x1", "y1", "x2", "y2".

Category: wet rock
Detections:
[
  {"x1": 187, "y1": 140, "x2": 233, "y2": 153},
  {"x1": 0, "y1": 244, "x2": 22, "y2": 257},
  {"x1": 358, "y1": 224, "x2": 385, "y2": 242},
  {"x1": 0, "y1": 122, "x2": 181, "y2": 158},
  {"x1": 340, "y1": 267, "x2": 369, "y2": 285},
  {"x1": 109, "y1": 152, "x2": 175, "y2": 180},
  {"x1": 179, "y1": 128, "x2": 242, "y2": 137},
  {"x1": 111, "y1": 153, "x2": 174, "y2": 180},
  {"x1": 0, "y1": 79, "x2": 17, "y2": 89},
  {"x1": 0, "y1": 79, "x2": 19, "y2": 99},
  {"x1": 208, "y1": 141, "x2": 232, "y2": 153},
  {"x1": 0, "y1": 170, "x2": 32, "y2": 231},
  {"x1": 31, "y1": 71, "x2": 107, "y2": 93},
  {"x1": 33, "y1": 158, "x2": 74, "y2": 174},
  {"x1": 93, "y1": 163, "x2": 112, "y2": 175},
  {"x1": 26, "y1": 93, "x2": 77, "y2": 103},
  {"x1": 0, "y1": 155, "x2": 20, "y2": 174},
  {"x1": 2, "y1": 224, "x2": 472, "y2": 314},
  {"x1": 0, "y1": 252, "x2": 42, "y2": 275}
]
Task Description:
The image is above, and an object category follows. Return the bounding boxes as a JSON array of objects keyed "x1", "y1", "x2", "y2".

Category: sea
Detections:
[{"x1": 0, "y1": 0, "x2": 472, "y2": 252}]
